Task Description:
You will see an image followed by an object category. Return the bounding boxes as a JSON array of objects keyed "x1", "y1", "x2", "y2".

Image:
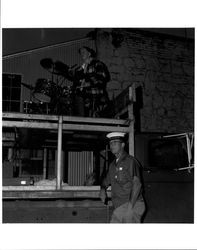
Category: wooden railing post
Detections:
[
  {"x1": 56, "y1": 116, "x2": 63, "y2": 190},
  {"x1": 128, "y1": 85, "x2": 135, "y2": 156},
  {"x1": 43, "y1": 148, "x2": 47, "y2": 179}
]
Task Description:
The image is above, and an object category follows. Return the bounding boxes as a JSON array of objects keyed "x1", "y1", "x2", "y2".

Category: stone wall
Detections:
[{"x1": 95, "y1": 28, "x2": 194, "y2": 133}]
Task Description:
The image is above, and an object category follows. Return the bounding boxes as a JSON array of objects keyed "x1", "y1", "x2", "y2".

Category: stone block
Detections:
[
  {"x1": 113, "y1": 49, "x2": 121, "y2": 57},
  {"x1": 162, "y1": 73, "x2": 172, "y2": 83},
  {"x1": 144, "y1": 70, "x2": 155, "y2": 87},
  {"x1": 133, "y1": 55, "x2": 146, "y2": 69},
  {"x1": 110, "y1": 72, "x2": 119, "y2": 81},
  {"x1": 163, "y1": 96, "x2": 172, "y2": 108},
  {"x1": 144, "y1": 77, "x2": 156, "y2": 93},
  {"x1": 182, "y1": 62, "x2": 194, "y2": 76},
  {"x1": 157, "y1": 81, "x2": 174, "y2": 92},
  {"x1": 122, "y1": 81, "x2": 132, "y2": 89},
  {"x1": 116, "y1": 45, "x2": 129, "y2": 57},
  {"x1": 107, "y1": 80, "x2": 122, "y2": 90},
  {"x1": 167, "y1": 110, "x2": 176, "y2": 118},
  {"x1": 129, "y1": 70, "x2": 146, "y2": 83},
  {"x1": 118, "y1": 71, "x2": 131, "y2": 82},
  {"x1": 142, "y1": 106, "x2": 153, "y2": 116},
  {"x1": 171, "y1": 61, "x2": 184, "y2": 75},
  {"x1": 153, "y1": 94, "x2": 163, "y2": 108},
  {"x1": 144, "y1": 56, "x2": 160, "y2": 71},
  {"x1": 111, "y1": 57, "x2": 122, "y2": 65},
  {"x1": 161, "y1": 63, "x2": 171, "y2": 73},
  {"x1": 143, "y1": 96, "x2": 152, "y2": 106},
  {"x1": 123, "y1": 58, "x2": 135, "y2": 68},
  {"x1": 172, "y1": 97, "x2": 183, "y2": 110},
  {"x1": 99, "y1": 48, "x2": 113, "y2": 59},
  {"x1": 109, "y1": 64, "x2": 121, "y2": 73},
  {"x1": 157, "y1": 107, "x2": 165, "y2": 116}
]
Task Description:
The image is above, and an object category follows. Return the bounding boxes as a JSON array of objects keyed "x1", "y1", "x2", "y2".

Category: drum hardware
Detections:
[{"x1": 23, "y1": 101, "x2": 51, "y2": 114}]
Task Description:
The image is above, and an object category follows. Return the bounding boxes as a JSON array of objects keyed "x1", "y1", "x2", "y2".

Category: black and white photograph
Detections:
[{"x1": 0, "y1": 0, "x2": 196, "y2": 249}]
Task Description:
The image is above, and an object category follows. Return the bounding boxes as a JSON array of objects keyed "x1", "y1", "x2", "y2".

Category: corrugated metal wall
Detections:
[
  {"x1": 68, "y1": 151, "x2": 94, "y2": 186},
  {"x1": 3, "y1": 38, "x2": 96, "y2": 101}
]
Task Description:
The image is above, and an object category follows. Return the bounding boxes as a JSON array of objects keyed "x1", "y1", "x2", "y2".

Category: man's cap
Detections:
[
  {"x1": 106, "y1": 132, "x2": 126, "y2": 142},
  {"x1": 79, "y1": 46, "x2": 96, "y2": 57}
]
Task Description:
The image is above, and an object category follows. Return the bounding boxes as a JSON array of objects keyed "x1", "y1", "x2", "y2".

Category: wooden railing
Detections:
[{"x1": 2, "y1": 111, "x2": 133, "y2": 198}]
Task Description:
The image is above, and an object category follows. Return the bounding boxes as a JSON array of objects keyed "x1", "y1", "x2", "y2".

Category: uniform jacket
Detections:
[{"x1": 102, "y1": 151, "x2": 143, "y2": 208}]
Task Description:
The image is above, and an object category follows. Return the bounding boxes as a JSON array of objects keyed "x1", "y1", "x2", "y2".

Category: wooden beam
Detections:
[
  {"x1": 3, "y1": 121, "x2": 58, "y2": 129},
  {"x1": 62, "y1": 115, "x2": 130, "y2": 125},
  {"x1": 3, "y1": 112, "x2": 58, "y2": 121},
  {"x1": 2, "y1": 120, "x2": 131, "y2": 132},
  {"x1": 62, "y1": 124, "x2": 130, "y2": 132},
  {"x1": 3, "y1": 185, "x2": 111, "y2": 191},
  {"x1": 3, "y1": 199, "x2": 112, "y2": 208},
  {"x1": 3, "y1": 112, "x2": 130, "y2": 125},
  {"x1": 3, "y1": 190, "x2": 111, "y2": 199}
]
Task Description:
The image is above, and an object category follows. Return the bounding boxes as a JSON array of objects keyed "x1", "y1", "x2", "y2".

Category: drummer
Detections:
[{"x1": 72, "y1": 46, "x2": 110, "y2": 117}]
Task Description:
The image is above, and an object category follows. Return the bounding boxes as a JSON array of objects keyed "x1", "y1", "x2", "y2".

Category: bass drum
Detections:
[{"x1": 33, "y1": 78, "x2": 56, "y2": 103}]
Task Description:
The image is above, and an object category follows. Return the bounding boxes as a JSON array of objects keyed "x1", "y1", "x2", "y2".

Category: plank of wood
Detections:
[
  {"x1": 3, "y1": 112, "x2": 58, "y2": 121},
  {"x1": 62, "y1": 115, "x2": 130, "y2": 125},
  {"x1": 3, "y1": 185, "x2": 111, "y2": 191},
  {"x1": 2, "y1": 120, "x2": 131, "y2": 132},
  {"x1": 3, "y1": 121, "x2": 58, "y2": 129},
  {"x1": 3, "y1": 112, "x2": 130, "y2": 125},
  {"x1": 62, "y1": 124, "x2": 131, "y2": 132},
  {"x1": 3, "y1": 199, "x2": 112, "y2": 208},
  {"x1": 3, "y1": 190, "x2": 111, "y2": 199}
]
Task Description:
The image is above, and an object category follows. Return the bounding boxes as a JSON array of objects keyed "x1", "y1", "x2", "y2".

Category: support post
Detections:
[
  {"x1": 43, "y1": 148, "x2": 47, "y2": 179},
  {"x1": 56, "y1": 116, "x2": 63, "y2": 189},
  {"x1": 128, "y1": 121, "x2": 134, "y2": 156},
  {"x1": 128, "y1": 86, "x2": 135, "y2": 156},
  {"x1": 105, "y1": 144, "x2": 109, "y2": 171}
]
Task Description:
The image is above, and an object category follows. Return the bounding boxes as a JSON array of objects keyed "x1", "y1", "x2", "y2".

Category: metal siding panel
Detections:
[{"x1": 68, "y1": 151, "x2": 93, "y2": 186}]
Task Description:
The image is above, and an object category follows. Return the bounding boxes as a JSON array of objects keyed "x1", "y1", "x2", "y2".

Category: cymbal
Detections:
[
  {"x1": 40, "y1": 58, "x2": 54, "y2": 70},
  {"x1": 54, "y1": 61, "x2": 69, "y2": 76}
]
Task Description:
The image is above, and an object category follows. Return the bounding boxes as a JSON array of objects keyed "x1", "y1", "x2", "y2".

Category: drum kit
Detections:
[
  {"x1": 23, "y1": 57, "x2": 109, "y2": 117},
  {"x1": 23, "y1": 58, "x2": 74, "y2": 115}
]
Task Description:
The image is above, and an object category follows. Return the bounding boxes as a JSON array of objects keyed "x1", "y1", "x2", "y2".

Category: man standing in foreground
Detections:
[{"x1": 100, "y1": 132, "x2": 145, "y2": 223}]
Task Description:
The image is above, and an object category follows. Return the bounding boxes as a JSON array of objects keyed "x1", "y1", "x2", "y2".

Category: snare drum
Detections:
[{"x1": 33, "y1": 78, "x2": 55, "y2": 103}]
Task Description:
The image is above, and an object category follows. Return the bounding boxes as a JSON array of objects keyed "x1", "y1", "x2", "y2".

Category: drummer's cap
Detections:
[
  {"x1": 79, "y1": 46, "x2": 96, "y2": 58},
  {"x1": 106, "y1": 132, "x2": 126, "y2": 143}
]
